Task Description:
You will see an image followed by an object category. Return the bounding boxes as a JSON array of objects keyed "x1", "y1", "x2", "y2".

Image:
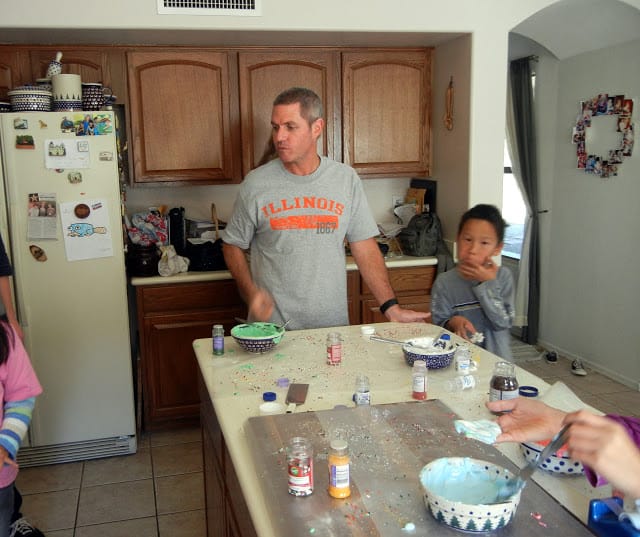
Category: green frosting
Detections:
[{"x1": 232, "y1": 323, "x2": 282, "y2": 338}]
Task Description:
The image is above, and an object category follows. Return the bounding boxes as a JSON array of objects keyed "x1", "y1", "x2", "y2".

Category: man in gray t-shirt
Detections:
[{"x1": 222, "y1": 87, "x2": 430, "y2": 330}]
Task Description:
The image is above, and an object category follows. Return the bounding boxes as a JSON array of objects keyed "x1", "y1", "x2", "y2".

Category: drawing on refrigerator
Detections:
[{"x1": 0, "y1": 111, "x2": 136, "y2": 466}]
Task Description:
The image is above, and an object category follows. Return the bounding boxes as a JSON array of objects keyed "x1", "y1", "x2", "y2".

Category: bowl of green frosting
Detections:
[{"x1": 231, "y1": 322, "x2": 285, "y2": 353}]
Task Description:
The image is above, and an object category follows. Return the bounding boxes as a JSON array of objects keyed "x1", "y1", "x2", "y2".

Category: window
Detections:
[{"x1": 502, "y1": 141, "x2": 527, "y2": 259}]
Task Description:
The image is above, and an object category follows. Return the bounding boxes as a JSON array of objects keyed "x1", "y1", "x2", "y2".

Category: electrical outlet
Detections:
[{"x1": 392, "y1": 195, "x2": 404, "y2": 208}]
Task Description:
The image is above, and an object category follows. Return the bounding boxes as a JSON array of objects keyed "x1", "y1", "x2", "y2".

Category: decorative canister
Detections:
[
  {"x1": 46, "y1": 51, "x2": 63, "y2": 78},
  {"x1": 126, "y1": 244, "x2": 160, "y2": 277},
  {"x1": 0, "y1": 102, "x2": 11, "y2": 113},
  {"x1": 35, "y1": 78, "x2": 53, "y2": 92},
  {"x1": 82, "y1": 83, "x2": 112, "y2": 111},
  {"x1": 52, "y1": 74, "x2": 82, "y2": 112},
  {"x1": 7, "y1": 86, "x2": 52, "y2": 112}
]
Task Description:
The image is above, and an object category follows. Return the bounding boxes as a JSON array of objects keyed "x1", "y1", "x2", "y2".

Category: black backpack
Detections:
[{"x1": 397, "y1": 212, "x2": 442, "y2": 257}]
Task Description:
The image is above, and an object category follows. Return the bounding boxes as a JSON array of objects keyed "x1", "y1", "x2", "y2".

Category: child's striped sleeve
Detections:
[{"x1": 0, "y1": 397, "x2": 36, "y2": 459}]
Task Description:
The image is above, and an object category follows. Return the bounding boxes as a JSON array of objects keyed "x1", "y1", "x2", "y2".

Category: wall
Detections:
[
  {"x1": 431, "y1": 34, "x2": 472, "y2": 240},
  {"x1": 124, "y1": 178, "x2": 411, "y2": 224},
  {"x1": 538, "y1": 39, "x2": 640, "y2": 388}
]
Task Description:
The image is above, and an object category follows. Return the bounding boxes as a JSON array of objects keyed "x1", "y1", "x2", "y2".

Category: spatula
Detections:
[
  {"x1": 285, "y1": 383, "x2": 309, "y2": 413},
  {"x1": 494, "y1": 423, "x2": 572, "y2": 502}
]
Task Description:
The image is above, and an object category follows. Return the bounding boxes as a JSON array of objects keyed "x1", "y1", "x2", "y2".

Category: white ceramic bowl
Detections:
[
  {"x1": 521, "y1": 441, "x2": 584, "y2": 475},
  {"x1": 420, "y1": 457, "x2": 521, "y2": 532}
]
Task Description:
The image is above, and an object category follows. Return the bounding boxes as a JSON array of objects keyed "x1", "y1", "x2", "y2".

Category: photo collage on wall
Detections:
[{"x1": 572, "y1": 93, "x2": 634, "y2": 178}]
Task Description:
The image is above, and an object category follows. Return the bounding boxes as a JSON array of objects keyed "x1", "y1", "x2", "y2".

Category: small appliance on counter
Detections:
[{"x1": 168, "y1": 206, "x2": 187, "y2": 255}]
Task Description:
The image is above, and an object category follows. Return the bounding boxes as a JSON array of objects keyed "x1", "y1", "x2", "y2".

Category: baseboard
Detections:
[{"x1": 537, "y1": 338, "x2": 639, "y2": 391}]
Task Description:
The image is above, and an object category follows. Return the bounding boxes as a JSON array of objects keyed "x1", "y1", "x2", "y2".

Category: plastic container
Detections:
[
  {"x1": 212, "y1": 324, "x2": 224, "y2": 355},
  {"x1": 445, "y1": 374, "x2": 476, "y2": 392},
  {"x1": 328, "y1": 438, "x2": 351, "y2": 498},
  {"x1": 411, "y1": 360, "x2": 428, "y2": 400},
  {"x1": 454, "y1": 345, "x2": 475, "y2": 374},
  {"x1": 353, "y1": 374, "x2": 370, "y2": 406},
  {"x1": 287, "y1": 437, "x2": 314, "y2": 496}
]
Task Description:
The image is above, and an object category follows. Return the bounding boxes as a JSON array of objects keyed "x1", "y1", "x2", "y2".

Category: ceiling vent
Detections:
[{"x1": 157, "y1": 0, "x2": 261, "y2": 16}]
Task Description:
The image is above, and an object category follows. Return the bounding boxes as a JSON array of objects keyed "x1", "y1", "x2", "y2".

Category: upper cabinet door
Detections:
[
  {"x1": 30, "y1": 48, "x2": 111, "y2": 85},
  {"x1": 0, "y1": 50, "x2": 27, "y2": 101},
  {"x1": 238, "y1": 50, "x2": 340, "y2": 177},
  {"x1": 342, "y1": 49, "x2": 432, "y2": 178},
  {"x1": 127, "y1": 50, "x2": 240, "y2": 184}
]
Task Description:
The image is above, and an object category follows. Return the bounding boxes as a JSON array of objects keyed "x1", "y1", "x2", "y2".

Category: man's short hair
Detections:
[{"x1": 273, "y1": 87, "x2": 323, "y2": 125}]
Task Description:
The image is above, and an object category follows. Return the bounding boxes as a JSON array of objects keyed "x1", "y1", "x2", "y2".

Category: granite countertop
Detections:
[
  {"x1": 130, "y1": 254, "x2": 437, "y2": 286},
  {"x1": 193, "y1": 323, "x2": 611, "y2": 537}
]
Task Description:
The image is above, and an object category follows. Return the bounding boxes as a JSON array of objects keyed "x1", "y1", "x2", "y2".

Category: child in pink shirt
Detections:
[{"x1": 0, "y1": 322, "x2": 42, "y2": 537}]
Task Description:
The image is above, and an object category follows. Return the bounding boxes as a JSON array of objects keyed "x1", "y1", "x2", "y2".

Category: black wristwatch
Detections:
[{"x1": 379, "y1": 297, "x2": 399, "y2": 315}]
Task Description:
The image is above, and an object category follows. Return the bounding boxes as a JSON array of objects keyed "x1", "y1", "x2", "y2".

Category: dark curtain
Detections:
[{"x1": 509, "y1": 57, "x2": 539, "y2": 344}]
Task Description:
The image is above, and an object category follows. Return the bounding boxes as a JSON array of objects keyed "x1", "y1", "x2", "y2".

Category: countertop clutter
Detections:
[
  {"x1": 194, "y1": 322, "x2": 611, "y2": 537},
  {"x1": 129, "y1": 254, "x2": 437, "y2": 286}
]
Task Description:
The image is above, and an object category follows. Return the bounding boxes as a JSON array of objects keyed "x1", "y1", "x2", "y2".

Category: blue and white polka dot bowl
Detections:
[
  {"x1": 402, "y1": 336, "x2": 455, "y2": 369},
  {"x1": 521, "y1": 441, "x2": 584, "y2": 475},
  {"x1": 420, "y1": 457, "x2": 521, "y2": 532},
  {"x1": 231, "y1": 322, "x2": 285, "y2": 354}
]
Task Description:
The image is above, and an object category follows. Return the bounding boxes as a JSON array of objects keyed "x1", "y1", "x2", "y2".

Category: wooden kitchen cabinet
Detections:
[
  {"x1": 357, "y1": 265, "x2": 436, "y2": 324},
  {"x1": 127, "y1": 49, "x2": 240, "y2": 184},
  {"x1": 29, "y1": 47, "x2": 112, "y2": 84},
  {"x1": 0, "y1": 49, "x2": 27, "y2": 101},
  {"x1": 342, "y1": 49, "x2": 432, "y2": 177},
  {"x1": 238, "y1": 49, "x2": 341, "y2": 176},
  {"x1": 136, "y1": 280, "x2": 246, "y2": 430}
]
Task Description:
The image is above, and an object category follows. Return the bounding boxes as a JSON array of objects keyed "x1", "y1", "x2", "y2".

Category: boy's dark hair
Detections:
[
  {"x1": 273, "y1": 87, "x2": 323, "y2": 126},
  {"x1": 0, "y1": 320, "x2": 15, "y2": 366},
  {"x1": 457, "y1": 204, "x2": 507, "y2": 243}
]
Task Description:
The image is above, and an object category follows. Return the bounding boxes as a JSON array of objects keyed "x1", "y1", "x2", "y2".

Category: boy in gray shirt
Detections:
[{"x1": 431, "y1": 204, "x2": 515, "y2": 359}]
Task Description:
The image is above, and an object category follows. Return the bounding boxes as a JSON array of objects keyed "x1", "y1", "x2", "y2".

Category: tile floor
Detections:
[
  {"x1": 16, "y1": 427, "x2": 205, "y2": 537},
  {"x1": 16, "y1": 355, "x2": 640, "y2": 536}
]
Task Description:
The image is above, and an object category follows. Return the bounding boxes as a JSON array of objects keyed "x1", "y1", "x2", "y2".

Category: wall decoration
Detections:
[
  {"x1": 444, "y1": 76, "x2": 454, "y2": 131},
  {"x1": 573, "y1": 93, "x2": 634, "y2": 178}
]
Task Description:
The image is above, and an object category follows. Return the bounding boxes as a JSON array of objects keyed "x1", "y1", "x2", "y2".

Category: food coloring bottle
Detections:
[
  {"x1": 287, "y1": 436, "x2": 314, "y2": 496},
  {"x1": 411, "y1": 360, "x2": 428, "y2": 400},
  {"x1": 212, "y1": 324, "x2": 224, "y2": 356},
  {"x1": 328, "y1": 438, "x2": 351, "y2": 498}
]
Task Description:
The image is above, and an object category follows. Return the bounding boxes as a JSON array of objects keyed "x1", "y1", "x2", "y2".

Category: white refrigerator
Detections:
[{"x1": 0, "y1": 111, "x2": 136, "y2": 466}]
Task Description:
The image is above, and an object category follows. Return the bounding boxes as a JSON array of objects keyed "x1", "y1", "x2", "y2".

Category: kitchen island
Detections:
[
  {"x1": 132, "y1": 255, "x2": 437, "y2": 430},
  {"x1": 194, "y1": 323, "x2": 610, "y2": 536}
]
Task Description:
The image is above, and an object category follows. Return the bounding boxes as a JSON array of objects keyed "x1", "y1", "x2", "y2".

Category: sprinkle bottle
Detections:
[
  {"x1": 286, "y1": 436, "x2": 314, "y2": 496},
  {"x1": 411, "y1": 360, "x2": 428, "y2": 400},
  {"x1": 353, "y1": 374, "x2": 371, "y2": 406},
  {"x1": 326, "y1": 332, "x2": 342, "y2": 365},
  {"x1": 212, "y1": 324, "x2": 224, "y2": 356},
  {"x1": 328, "y1": 438, "x2": 351, "y2": 498}
]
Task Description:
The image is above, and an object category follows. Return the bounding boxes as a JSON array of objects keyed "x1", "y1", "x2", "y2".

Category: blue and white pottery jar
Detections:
[{"x1": 46, "y1": 52, "x2": 63, "y2": 79}]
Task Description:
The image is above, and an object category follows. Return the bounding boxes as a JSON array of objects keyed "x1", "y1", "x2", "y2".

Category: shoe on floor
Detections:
[
  {"x1": 544, "y1": 351, "x2": 558, "y2": 364},
  {"x1": 10, "y1": 517, "x2": 45, "y2": 537},
  {"x1": 571, "y1": 359, "x2": 587, "y2": 376}
]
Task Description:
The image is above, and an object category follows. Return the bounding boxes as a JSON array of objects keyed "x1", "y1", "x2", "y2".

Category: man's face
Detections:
[{"x1": 271, "y1": 103, "x2": 323, "y2": 172}]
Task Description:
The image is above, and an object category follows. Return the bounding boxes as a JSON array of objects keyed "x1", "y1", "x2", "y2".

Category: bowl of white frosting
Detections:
[{"x1": 420, "y1": 457, "x2": 521, "y2": 532}]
